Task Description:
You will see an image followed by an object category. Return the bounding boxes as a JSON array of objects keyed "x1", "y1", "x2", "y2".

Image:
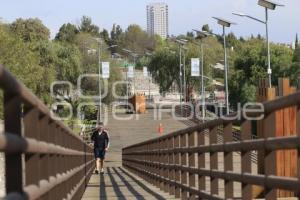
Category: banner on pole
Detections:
[
  {"x1": 128, "y1": 66, "x2": 134, "y2": 78},
  {"x1": 102, "y1": 62, "x2": 110, "y2": 79},
  {"x1": 191, "y1": 58, "x2": 200, "y2": 77},
  {"x1": 143, "y1": 66, "x2": 148, "y2": 77}
]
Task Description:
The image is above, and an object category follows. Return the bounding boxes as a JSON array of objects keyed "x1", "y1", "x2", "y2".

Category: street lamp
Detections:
[
  {"x1": 122, "y1": 48, "x2": 139, "y2": 95},
  {"x1": 213, "y1": 17, "x2": 235, "y2": 115},
  {"x1": 233, "y1": 0, "x2": 284, "y2": 88},
  {"x1": 93, "y1": 38, "x2": 117, "y2": 124},
  {"x1": 144, "y1": 51, "x2": 153, "y2": 100},
  {"x1": 193, "y1": 29, "x2": 211, "y2": 121},
  {"x1": 175, "y1": 39, "x2": 188, "y2": 113}
]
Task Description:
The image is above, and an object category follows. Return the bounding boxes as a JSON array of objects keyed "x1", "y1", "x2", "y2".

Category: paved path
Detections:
[
  {"x1": 82, "y1": 109, "x2": 187, "y2": 199},
  {"x1": 103, "y1": 109, "x2": 188, "y2": 166}
]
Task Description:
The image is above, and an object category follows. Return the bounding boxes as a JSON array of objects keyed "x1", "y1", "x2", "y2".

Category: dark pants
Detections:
[{"x1": 94, "y1": 148, "x2": 106, "y2": 160}]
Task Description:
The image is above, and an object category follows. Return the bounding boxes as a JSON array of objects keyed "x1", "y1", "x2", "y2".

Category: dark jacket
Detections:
[{"x1": 91, "y1": 130, "x2": 110, "y2": 150}]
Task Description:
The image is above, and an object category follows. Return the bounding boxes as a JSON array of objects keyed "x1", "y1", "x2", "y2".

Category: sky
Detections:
[{"x1": 0, "y1": 0, "x2": 299, "y2": 44}]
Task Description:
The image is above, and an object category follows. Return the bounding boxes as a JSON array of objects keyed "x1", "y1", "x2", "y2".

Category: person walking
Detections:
[{"x1": 91, "y1": 122, "x2": 110, "y2": 174}]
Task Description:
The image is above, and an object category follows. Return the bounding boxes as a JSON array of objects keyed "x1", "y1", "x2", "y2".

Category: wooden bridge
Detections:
[{"x1": 0, "y1": 64, "x2": 300, "y2": 199}]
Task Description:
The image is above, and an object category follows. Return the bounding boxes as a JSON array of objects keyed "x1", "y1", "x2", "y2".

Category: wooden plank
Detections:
[
  {"x1": 275, "y1": 109, "x2": 285, "y2": 197},
  {"x1": 297, "y1": 104, "x2": 300, "y2": 198},
  {"x1": 264, "y1": 112, "x2": 277, "y2": 200}
]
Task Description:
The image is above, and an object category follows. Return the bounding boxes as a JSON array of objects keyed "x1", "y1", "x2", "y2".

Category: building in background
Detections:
[{"x1": 147, "y1": 3, "x2": 169, "y2": 39}]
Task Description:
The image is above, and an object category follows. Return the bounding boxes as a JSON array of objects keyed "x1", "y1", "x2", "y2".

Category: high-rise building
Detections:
[{"x1": 147, "y1": 3, "x2": 169, "y2": 39}]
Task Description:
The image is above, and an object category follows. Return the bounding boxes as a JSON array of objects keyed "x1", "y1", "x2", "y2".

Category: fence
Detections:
[
  {"x1": 0, "y1": 64, "x2": 95, "y2": 200},
  {"x1": 122, "y1": 88, "x2": 300, "y2": 199}
]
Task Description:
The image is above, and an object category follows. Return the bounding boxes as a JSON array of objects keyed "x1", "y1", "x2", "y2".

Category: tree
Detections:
[
  {"x1": 230, "y1": 38, "x2": 293, "y2": 107},
  {"x1": 120, "y1": 24, "x2": 156, "y2": 55},
  {"x1": 79, "y1": 16, "x2": 99, "y2": 36},
  {"x1": 240, "y1": 83, "x2": 256, "y2": 104},
  {"x1": 295, "y1": 33, "x2": 299, "y2": 49},
  {"x1": 148, "y1": 36, "x2": 222, "y2": 95},
  {"x1": 293, "y1": 33, "x2": 300, "y2": 62},
  {"x1": 100, "y1": 29, "x2": 110, "y2": 44},
  {"x1": 288, "y1": 62, "x2": 300, "y2": 86},
  {"x1": 186, "y1": 31, "x2": 194, "y2": 38},
  {"x1": 202, "y1": 24, "x2": 212, "y2": 33},
  {"x1": 226, "y1": 32, "x2": 240, "y2": 49},
  {"x1": 55, "y1": 23, "x2": 79, "y2": 43},
  {"x1": 149, "y1": 47, "x2": 179, "y2": 93},
  {"x1": 293, "y1": 46, "x2": 300, "y2": 62},
  {"x1": 53, "y1": 42, "x2": 82, "y2": 85},
  {"x1": 10, "y1": 18, "x2": 50, "y2": 43},
  {"x1": 0, "y1": 24, "x2": 48, "y2": 98}
]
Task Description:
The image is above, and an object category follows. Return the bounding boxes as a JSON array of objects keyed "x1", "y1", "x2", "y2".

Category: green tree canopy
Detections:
[
  {"x1": 55, "y1": 23, "x2": 79, "y2": 43},
  {"x1": 10, "y1": 18, "x2": 50, "y2": 43},
  {"x1": 79, "y1": 16, "x2": 99, "y2": 36}
]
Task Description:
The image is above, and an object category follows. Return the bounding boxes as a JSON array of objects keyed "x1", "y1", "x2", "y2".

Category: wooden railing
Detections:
[
  {"x1": 0, "y1": 64, "x2": 95, "y2": 199},
  {"x1": 122, "y1": 89, "x2": 300, "y2": 199}
]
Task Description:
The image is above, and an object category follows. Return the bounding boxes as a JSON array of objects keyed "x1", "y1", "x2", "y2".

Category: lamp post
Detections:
[
  {"x1": 192, "y1": 29, "x2": 211, "y2": 121},
  {"x1": 145, "y1": 51, "x2": 153, "y2": 100},
  {"x1": 122, "y1": 48, "x2": 139, "y2": 95},
  {"x1": 175, "y1": 39, "x2": 187, "y2": 114},
  {"x1": 93, "y1": 38, "x2": 117, "y2": 124},
  {"x1": 212, "y1": 17, "x2": 235, "y2": 115},
  {"x1": 182, "y1": 46, "x2": 188, "y2": 103},
  {"x1": 233, "y1": 0, "x2": 284, "y2": 88}
]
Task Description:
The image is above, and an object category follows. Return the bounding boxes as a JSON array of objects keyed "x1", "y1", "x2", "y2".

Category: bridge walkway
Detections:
[{"x1": 82, "y1": 108, "x2": 187, "y2": 199}]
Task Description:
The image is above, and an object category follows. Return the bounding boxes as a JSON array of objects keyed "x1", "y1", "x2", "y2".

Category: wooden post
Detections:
[
  {"x1": 264, "y1": 112, "x2": 277, "y2": 200},
  {"x1": 241, "y1": 120, "x2": 253, "y2": 200},
  {"x1": 296, "y1": 104, "x2": 300, "y2": 198},
  {"x1": 257, "y1": 78, "x2": 297, "y2": 198},
  {"x1": 180, "y1": 133, "x2": 187, "y2": 199},
  {"x1": 209, "y1": 126, "x2": 219, "y2": 196},
  {"x1": 188, "y1": 131, "x2": 196, "y2": 199},
  {"x1": 224, "y1": 123, "x2": 234, "y2": 199},
  {"x1": 169, "y1": 137, "x2": 175, "y2": 195},
  {"x1": 198, "y1": 130, "x2": 206, "y2": 192},
  {"x1": 174, "y1": 135, "x2": 181, "y2": 198}
]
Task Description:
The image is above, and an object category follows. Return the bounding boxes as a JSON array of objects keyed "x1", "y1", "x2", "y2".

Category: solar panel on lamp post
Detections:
[
  {"x1": 233, "y1": 0, "x2": 283, "y2": 88},
  {"x1": 212, "y1": 17, "x2": 236, "y2": 115}
]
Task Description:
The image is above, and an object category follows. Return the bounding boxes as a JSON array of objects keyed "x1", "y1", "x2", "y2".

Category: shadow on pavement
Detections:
[
  {"x1": 118, "y1": 167, "x2": 166, "y2": 200},
  {"x1": 112, "y1": 167, "x2": 146, "y2": 200},
  {"x1": 99, "y1": 173, "x2": 106, "y2": 199},
  {"x1": 106, "y1": 167, "x2": 126, "y2": 199}
]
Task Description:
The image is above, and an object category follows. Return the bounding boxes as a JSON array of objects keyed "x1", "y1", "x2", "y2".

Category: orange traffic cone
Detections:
[{"x1": 158, "y1": 123, "x2": 164, "y2": 134}]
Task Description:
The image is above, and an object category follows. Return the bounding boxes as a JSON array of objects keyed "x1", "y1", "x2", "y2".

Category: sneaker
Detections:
[
  {"x1": 100, "y1": 168, "x2": 104, "y2": 174},
  {"x1": 95, "y1": 170, "x2": 99, "y2": 174}
]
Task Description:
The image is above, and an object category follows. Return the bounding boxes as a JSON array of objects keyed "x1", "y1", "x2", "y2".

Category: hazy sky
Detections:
[{"x1": 0, "y1": 0, "x2": 299, "y2": 44}]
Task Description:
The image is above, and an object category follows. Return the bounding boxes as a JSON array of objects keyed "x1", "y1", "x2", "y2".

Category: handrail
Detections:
[
  {"x1": 122, "y1": 88, "x2": 300, "y2": 199},
  {"x1": 123, "y1": 90, "x2": 300, "y2": 150},
  {"x1": 0, "y1": 64, "x2": 95, "y2": 199}
]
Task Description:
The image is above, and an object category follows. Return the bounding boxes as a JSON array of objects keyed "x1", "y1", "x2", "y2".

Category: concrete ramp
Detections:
[{"x1": 105, "y1": 109, "x2": 188, "y2": 166}]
